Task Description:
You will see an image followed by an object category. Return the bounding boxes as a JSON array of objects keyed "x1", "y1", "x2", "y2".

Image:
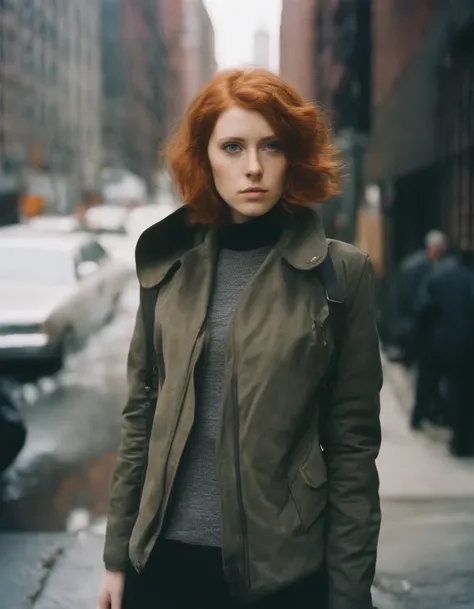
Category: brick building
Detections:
[
  {"x1": 0, "y1": 0, "x2": 102, "y2": 207},
  {"x1": 181, "y1": 0, "x2": 217, "y2": 109},
  {"x1": 159, "y1": 0, "x2": 186, "y2": 137},
  {"x1": 112, "y1": 0, "x2": 216, "y2": 165},
  {"x1": 363, "y1": 1, "x2": 474, "y2": 342},
  {"x1": 367, "y1": 1, "x2": 474, "y2": 269},
  {"x1": 280, "y1": 0, "x2": 371, "y2": 243},
  {"x1": 279, "y1": 0, "x2": 317, "y2": 101},
  {"x1": 101, "y1": 0, "x2": 170, "y2": 183}
]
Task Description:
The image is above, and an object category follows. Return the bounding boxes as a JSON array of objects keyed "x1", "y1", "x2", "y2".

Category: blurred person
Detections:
[
  {"x1": 415, "y1": 249, "x2": 474, "y2": 456},
  {"x1": 392, "y1": 230, "x2": 447, "y2": 364},
  {"x1": 97, "y1": 69, "x2": 382, "y2": 609},
  {"x1": 408, "y1": 231, "x2": 449, "y2": 429}
]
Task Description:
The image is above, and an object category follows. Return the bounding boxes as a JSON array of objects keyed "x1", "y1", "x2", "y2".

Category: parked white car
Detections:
[
  {"x1": 0, "y1": 229, "x2": 131, "y2": 381},
  {"x1": 84, "y1": 205, "x2": 129, "y2": 234},
  {"x1": 26, "y1": 215, "x2": 81, "y2": 233}
]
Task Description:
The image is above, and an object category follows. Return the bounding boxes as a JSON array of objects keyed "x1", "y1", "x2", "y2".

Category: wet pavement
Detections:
[{"x1": 0, "y1": 279, "x2": 138, "y2": 533}]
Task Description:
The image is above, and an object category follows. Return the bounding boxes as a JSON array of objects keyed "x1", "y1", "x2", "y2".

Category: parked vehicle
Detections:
[
  {"x1": 26, "y1": 215, "x2": 81, "y2": 233},
  {"x1": 84, "y1": 205, "x2": 129, "y2": 234},
  {"x1": 0, "y1": 230, "x2": 131, "y2": 381}
]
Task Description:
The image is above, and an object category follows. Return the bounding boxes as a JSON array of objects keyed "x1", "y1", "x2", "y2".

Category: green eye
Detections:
[
  {"x1": 265, "y1": 141, "x2": 281, "y2": 152},
  {"x1": 223, "y1": 143, "x2": 241, "y2": 153}
]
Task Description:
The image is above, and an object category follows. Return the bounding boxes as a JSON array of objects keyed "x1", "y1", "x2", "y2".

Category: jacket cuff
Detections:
[
  {"x1": 104, "y1": 559, "x2": 129, "y2": 572},
  {"x1": 103, "y1": 546, "x2": 130, "y2": 572}
]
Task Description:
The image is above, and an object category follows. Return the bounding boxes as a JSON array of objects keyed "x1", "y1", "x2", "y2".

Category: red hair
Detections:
[{"x1": 164, "y1": 68, "x2": 342, "y2": 225}]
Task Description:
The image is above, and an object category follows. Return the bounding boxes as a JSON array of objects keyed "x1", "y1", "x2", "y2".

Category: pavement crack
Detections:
[{"x1": 27, "y1": 547, "x2": 65, "y2": 606}]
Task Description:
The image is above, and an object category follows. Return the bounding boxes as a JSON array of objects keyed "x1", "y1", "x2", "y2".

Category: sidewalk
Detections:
[
  {"x1": 0, "y1": 529, "x2": 102, "y2": 609},
  {"x1": 379, "y1": 354, "x2": 474, "y2": 499},
  {"x1": 0, "y1": 525, "x2": 399, "y2": 609},
  {"x1": 2, "y1": 358, "x2": 474, "y2": 608}
]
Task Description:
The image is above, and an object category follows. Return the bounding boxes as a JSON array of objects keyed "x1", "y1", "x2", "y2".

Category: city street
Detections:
[
  {"x1": 0, "y1": 280, "x2": 138, "y2": 532},
  {"x1": 2, "y1": 0, "x2": 474, "y2": 607},
  {"x1": 1, "y1": 294, "x2": 474, "y2": 607}
]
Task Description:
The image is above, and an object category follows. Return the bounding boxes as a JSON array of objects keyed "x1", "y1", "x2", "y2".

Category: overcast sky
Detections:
[{"x1": 202, "y1": 0, "x2": 282, "y2": 73}]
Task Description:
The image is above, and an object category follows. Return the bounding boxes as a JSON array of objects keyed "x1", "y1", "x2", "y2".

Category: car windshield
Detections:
[{"x1": 0, "y1": 244, "x2": 76, "y2": 284}]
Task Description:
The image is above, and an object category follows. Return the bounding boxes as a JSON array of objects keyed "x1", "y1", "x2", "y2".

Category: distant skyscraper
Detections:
[{"x1": 253, "y1": 29, "x2": 271, "y2": 70}]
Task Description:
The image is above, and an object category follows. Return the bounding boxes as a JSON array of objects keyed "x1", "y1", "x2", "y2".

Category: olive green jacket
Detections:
[{"x1": 104, "y1": 206, "x2": 382, "y2": 608}]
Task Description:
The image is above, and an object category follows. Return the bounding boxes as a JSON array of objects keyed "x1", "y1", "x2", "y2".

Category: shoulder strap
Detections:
[
  {"x1": 315, "y1": 251, "x2": 347, "y2": 436},
  {"x1": 140, "y1": 285, "x2": 159, "y2": 390},
  {"x1": 315, "y1": 251, "x2": 346, "y2": 356}
]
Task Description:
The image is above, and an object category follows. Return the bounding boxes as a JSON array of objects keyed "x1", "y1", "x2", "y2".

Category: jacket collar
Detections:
[
  {"x1": 135, "y1": 205, "x2": 328, "y2": 288},
  {"x1": 277, "y1": 206, "x2": 328, "y2": 270},
  {"x1": 136, "y1": 206, "x2": 201, "y2": 288}
]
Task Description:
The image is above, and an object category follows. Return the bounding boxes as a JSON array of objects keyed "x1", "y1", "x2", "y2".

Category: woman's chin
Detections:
[{"x1": 230, "y1": 200, "x2": 277, "y2": 222}]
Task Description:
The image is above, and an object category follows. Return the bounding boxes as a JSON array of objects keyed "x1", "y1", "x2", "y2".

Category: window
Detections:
[{"x1": 81, "y1": 241, "x2": 108, "y2": 264}]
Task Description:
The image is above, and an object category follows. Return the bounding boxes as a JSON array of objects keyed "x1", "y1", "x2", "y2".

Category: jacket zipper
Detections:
[
  {"x1": 231, "y1": 320, "x2": 250, "y2": 590},
  {"x1": 141, "y1": 320, "x2": 207, "y2": 563},
  {"x1": 153, "y1": 248, "x2": 216, "y2": 546}
]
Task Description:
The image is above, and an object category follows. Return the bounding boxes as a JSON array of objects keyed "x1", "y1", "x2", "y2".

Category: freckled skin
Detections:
[{"x1": 207, "y1": 106, "x2": 288, "y2": 223}]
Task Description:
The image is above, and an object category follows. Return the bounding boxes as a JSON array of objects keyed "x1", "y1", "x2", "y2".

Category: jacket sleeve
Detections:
[
  {"x1": 103, "y1": 303, "x2": 153, "y2": 571},
  {"x1": 325, "y1": 254, "x2": 382, "y2": 609}
]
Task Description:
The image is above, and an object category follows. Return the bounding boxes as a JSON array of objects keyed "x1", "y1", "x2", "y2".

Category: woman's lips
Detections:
[{"x1": 240, "y1": 189, "x2": 268, "y2": 200}]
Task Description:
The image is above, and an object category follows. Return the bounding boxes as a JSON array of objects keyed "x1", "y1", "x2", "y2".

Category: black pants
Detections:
[
  {"x1": 444, "y1": 358, "x2": 474, "y2": 456},
  {"x1": 122, "y1": 538, "x2": 328, "y2": 609},
  {"x1": 412, "y1": 352, "x2": 444, "y2": 426}
]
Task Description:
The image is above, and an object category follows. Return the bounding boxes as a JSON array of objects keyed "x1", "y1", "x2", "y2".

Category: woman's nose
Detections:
[{"x1": 245, "y1": 151, "x2": 263, "y2": 177}]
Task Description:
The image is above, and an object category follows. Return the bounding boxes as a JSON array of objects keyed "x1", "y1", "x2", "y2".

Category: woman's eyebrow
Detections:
[{"x1": 216, "y1": 134, "x2": 277, "y2": 144}]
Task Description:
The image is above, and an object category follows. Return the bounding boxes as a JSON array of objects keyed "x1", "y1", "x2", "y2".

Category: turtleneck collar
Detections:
[{"x1": 217, "y1": 204, "x2": 284, "y2": 251}]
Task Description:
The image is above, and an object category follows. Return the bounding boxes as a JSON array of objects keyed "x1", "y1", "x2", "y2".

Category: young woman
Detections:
[{"x1": 97, "y1": 68, "x2": 382, "y2": 609}]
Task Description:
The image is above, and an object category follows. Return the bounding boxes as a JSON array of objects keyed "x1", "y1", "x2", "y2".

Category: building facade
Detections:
[
  {"x1": 0, "y1": 0, "x2": 102, "y2": 211},
  {"x1": 279, "y1": 0, "x2": 317, "y2": 101},
  {"x1": 367, "y1": 1, "x2": 474, "y2": 267},
  {"x1": 159, "y1": 0, "x2": 186, "y2": 138},
  {"x1": 181, "y1": 0, "x2": 217, "y2": 109},
  {"x1": 101, "y1": 0, "x2": 170, "y2": 183},
  {"x1": 361, "y1": 1, "x2": 474, "y2": 341},
  {"x1": 101, "y1": 0, "x2": 216, "y2": 182},
  {"x1": 309, "y1": 0, "x2": 372, "y2": 244},
  {"x1": 280, "y1": 0, "x2": 474, "y2": 341},
  {"x1": 280, "y1": 0, "x2": 371, "y2": 244}
]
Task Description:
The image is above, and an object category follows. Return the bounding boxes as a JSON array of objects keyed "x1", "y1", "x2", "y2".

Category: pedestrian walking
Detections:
[
  {"x1": 96, "y1": 68, "x2": 382, "y2": 609},
  {"x1": 391, "y1": 230, "x2": 446, "y2": 359},
  {"x1": 393, "y1": 230, "x2": 448, "y2": 429},
  {"x1": 415, "y1": 250, "x2": 474, "y2": 456}
]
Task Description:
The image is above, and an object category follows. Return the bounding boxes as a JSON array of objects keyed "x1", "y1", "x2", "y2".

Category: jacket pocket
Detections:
[{"x1": 288, "y1": 441, "x2": 328, "y2": 532}]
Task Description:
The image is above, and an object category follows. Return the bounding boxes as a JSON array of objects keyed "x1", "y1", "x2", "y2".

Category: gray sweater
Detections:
[{"x1": 163, "y1": 244, "x2": 271, "y2": 546}]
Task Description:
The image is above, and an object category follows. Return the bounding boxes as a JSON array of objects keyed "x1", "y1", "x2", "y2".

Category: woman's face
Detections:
[{"x1": 207, "y1": 106, "x2": 288, "y2": 223}]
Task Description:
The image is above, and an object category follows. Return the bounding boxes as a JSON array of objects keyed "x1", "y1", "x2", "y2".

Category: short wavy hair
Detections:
[{"x1": 164, "y1": 68, "x2": 342, "y2": 224}]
